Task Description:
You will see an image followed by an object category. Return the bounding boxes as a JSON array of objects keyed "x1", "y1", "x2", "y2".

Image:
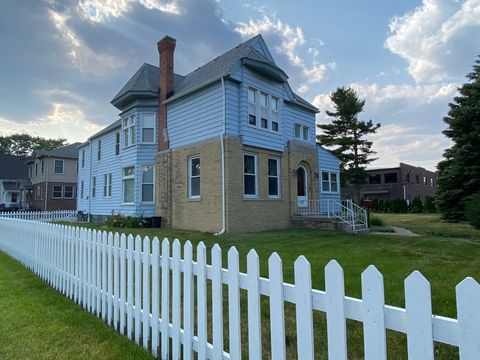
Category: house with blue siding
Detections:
[{"x1": 78, "y1": 34, "x2": 341, "y2": 232}]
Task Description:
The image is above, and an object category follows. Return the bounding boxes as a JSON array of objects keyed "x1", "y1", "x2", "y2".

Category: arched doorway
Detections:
[{"x1": 297, "y1": 165, "x2": 308, "y2": 207}]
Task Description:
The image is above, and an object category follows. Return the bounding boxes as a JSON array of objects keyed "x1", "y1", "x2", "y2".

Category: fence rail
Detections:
[
  {"x1": 0, "y1": 218, "x2": 478, "y2": 359},
  {"x1": 0, "y1": 210, "x2": 76, "y2": 222}
]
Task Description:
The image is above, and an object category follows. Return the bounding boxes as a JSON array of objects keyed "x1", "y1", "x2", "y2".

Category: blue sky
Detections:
[{"x1": 1, "y1": 0, "x2": 479, "y2": 170}]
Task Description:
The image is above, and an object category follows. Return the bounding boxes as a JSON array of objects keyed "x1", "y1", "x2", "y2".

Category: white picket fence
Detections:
[
  {"x1": 0, "y1": 210, "x2": 76, "y2": 222},
  {"x1": 0, "y1": 217, "x2": 478, "y2": 359}
]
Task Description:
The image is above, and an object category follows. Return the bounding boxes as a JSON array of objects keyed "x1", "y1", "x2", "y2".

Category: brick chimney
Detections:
[{"x1": 157, "y1": 35, "x2": 176, "y2": 151}]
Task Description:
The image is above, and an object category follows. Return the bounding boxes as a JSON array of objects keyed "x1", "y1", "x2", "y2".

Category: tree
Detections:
[
  {"x1": 436, "y1": 56, "x2": 480, "y2": 221},
  {"x1": 317, "y1": 87, "x2": 380, "y2": 188},
  {"x1": 0, "y1": 134, "x2": 67, "y2": 157}
]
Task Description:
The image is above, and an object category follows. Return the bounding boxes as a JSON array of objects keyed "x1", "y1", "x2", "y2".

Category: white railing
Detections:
[
  {"x1": 328, "y1": 199, "x2": 368, "y2": 231},
  {"x1": 0, "y1": 217, "x2": 478, "y2": 359},
  {"x1": 0, "y1": 210, "x2": 76, "y2": 222},
  {"x1": 294, "y1": 199, "x2": 322, "y2": 216}
]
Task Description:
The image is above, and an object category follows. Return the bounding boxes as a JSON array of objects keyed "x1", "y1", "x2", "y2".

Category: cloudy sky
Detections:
[{"x1": 1, "y1": 0, "x2": 479, "y2": 170}]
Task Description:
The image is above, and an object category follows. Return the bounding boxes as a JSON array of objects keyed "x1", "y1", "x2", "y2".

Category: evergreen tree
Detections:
[
  {"x1": 436, "y1": 56, "x2": 480, "y2": 221},
  {"x1": 317, "y1": 87, "x2": 380, "y2": 186}
]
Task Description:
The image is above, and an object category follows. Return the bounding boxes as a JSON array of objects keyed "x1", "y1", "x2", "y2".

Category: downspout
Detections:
[
  {"x1": 44, "y1": 156, "x2": 49, "y2": 211},
  {"x1": 88, "y1": 140, "x2": 92, "y2": 222},
  {"x1": 215, "y1": 77, "x2": 226, "y2": 235}
]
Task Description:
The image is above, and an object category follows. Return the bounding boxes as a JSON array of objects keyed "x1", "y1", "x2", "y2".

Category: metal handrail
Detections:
[{"x1": 327, "y1": 199, "x2": 368, "y2": 231}]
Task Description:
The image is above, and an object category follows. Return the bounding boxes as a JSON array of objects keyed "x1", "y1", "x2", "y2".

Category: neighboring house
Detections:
[
  {"x1": 26, "y1": 144, "x2": 81, "y2": 211},
  {"x1": 342, "y1": 162, "x2": 438, "y2": 204},
  {"x1": 78, "y1": 34, "x2": 341, "y2": 232},
  {"x1": 0, "y1": 154, "x2": 29, "y2": 210}
]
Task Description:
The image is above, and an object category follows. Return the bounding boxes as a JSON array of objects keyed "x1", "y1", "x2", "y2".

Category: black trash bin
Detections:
[{"x1": 151, "y1": 216, "x2": 162, "y2": 228}]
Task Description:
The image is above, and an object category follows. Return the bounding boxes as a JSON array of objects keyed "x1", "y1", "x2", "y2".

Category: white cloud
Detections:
[
  {"x1": 49, "y1": 9, "x2": 129, "y2": 76},
  {"x1": 0, "y1": 103, "x2": 103, "y2": 142},
  {"x1": 234, "y1": 15, "x2": 334, "y2": 89},
  {"x1": 385, "y1": 0, "x2": 480, "y2": 83}
]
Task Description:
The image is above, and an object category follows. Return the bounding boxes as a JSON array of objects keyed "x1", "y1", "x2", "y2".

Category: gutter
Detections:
[
  {"x1": 215, "y1": 77, "x2": 227, "y2": 235},
  {"x1": 88, "y1": 139, "x2": 92, "y2": 222}
]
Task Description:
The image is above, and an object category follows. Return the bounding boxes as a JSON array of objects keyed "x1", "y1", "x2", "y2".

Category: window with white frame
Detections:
[
  {"x1": 97, "y1": 140, "x2": 101, "y2": 161},
  {"x1": 103, "y1": 173, "x2": 112, "y2": 198},
  {"x1": 268, "y1": 158, "x2": 280, "y2": 198},
  {"x1": 53, "y1": 185, "x2": 62, "y2": 198},
  {"x1": 91, "y1": 176, "x2": 96, "y2": 198},
  {"x1": 141, "y1": 114, "x2": 155, "y2": 143},
  {"x1": 81, "y1": 149, "x2": 85, "y2": 167},
  {"x1": 248, "y1": 87, "x2": 280, "y2": 132},
  {"x1": 54, "y1": 159, "x2": 64, "y2": 174},
  {"x1": 294, "y1": 123, "x2": 310, "y2": 141},
  {"x1": 122, "y1": 166, "x2": 135, "y2": 203},
  {"x1": 80, "y1": 181, "x2": 84, "y2": 199},
  {"x1": 115, "y1": 132, "x2": 120, "y2": 156},
  {"x1": 64, "y1": 186, "x2": 74, "y2": 199},
  {"x1": 188, "y1": 156, "x2": 200, "y2": 198},
  {"x1": 142, "y1": 166, "x2": 154, "y2": 202},
  {"x1": 321, "y1": 171, "x2": 339, "y2": 193},
  {"x1": 244, "y1": 154, "x2": 257, "y2": 197},
  {"x1": 122, "y1": 115, "x2": 136, "y2": 148}
]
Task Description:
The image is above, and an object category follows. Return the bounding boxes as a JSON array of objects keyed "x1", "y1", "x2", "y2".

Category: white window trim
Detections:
[
  {"x1": 121, "y1": 115, "x2": 136, "y2": 149},
  {"x1": 294, "y1": 123, "x2": 310, "y2": 142},
  {"x1": 247, "y1": 86, "x2": 281, "y2": 134},
  {"x1": 114, "y1": 131, "x2": 120, "y2": 157},
  {"x1": 320, "y1": 170, "x2": 340, "y2": 194},
  {"x1": 188, "y1": 156, "x2": 201, "y2": 199},
  {"x1": 268, "y1": 157, "x2": 281, "y2": 199},
  {"x1": 52, "y1": 185, "x2": 63, "y2": 199},
  {"x1": 141, "y1": 165, "x2": 155, "y2": 203},
  {"x1": 141, "y1": 113, "x2": 156, "y2": 144},
  {"x1": 104, "y1": 173, "x2": 112, "y2": 198},
  {"x1": 53, "y1": 159, "x2": 64, "y2": 174},
  {"x1": 122, "y1": 165, "x2": 135, "y2": 205},
  {"x1": 64, "y1": 185, "x2": 74, "y2": 199},
  {"x1": 243, "y1": 153, "x2": 258, "y2": 199},
  {"x1": 91, "y1": 176, "x2": 97, "y2": 199}
]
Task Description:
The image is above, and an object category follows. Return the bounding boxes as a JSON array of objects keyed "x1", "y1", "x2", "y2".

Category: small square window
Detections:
[
  {"x1": 249, "y1": 114, "x2": 257, "y2": 126},
  {"x1": 261, "y1": 118, "x2": 268, "y2": 129},
  {"x1": 54, "y1": 160, "x2": 64, "y2": 174}
]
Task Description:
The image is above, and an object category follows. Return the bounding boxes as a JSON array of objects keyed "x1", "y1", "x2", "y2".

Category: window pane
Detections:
[
  {"x1": 244, "y1": 175, "x2": 256, "y2": 195},
  {"x1": 297, "y1": 168, "x2": 306, "y2": 196},
  {"x1": 272, "y1": 121, "x2": 278, "y2": 132},
  {"x1": 331, "y1": 173, "x2": 337, "y2": 182},
  {"x1": 295, "y1": 124, "x2": 301, "y2": 138},
  {"x1": 142, "y1": 166, "x2": 154, "y2": 183},
  {"x1": 369, "y1": 174, "x2": 381, "y2": 184},
  {"x1": 65, "y1": 186, "x2": 73, "y2": 198},
  {"x1": 260, "y1": 93, "x2": 268, "y2": 107},
  {"x1": 248, "y1": 88, "x2": 256, "y2": 103},
  {"x1": 303, "y1": 126, "x2": 309, "y2": 141},
  {"x1": 190, "y1": 158, "x2": 200, "y2": 177},
  {"x1": 385, "y1": 172, "x2": 398, "y2": 184},
  {"x1": 123, "y1": 167, "x2": 134, "y2": 177},
  {"x1": 142, "y1": 128, "x2": 154, "y2": 143},
  {"x1": 271, "y1": 97, "x2": 278, "y2": 111},
  {"x1": 244, "y1": 155, "x2": 255, "y2": 174},
  {"x1": 53, "y1": 186, "x2": 62, "y2": 198},
  {"x1": 322, "y1": 181, "x2": 330, "y2": 192},
  {"x1": 54, "y1": 160, "x2": 63, "y2": 173},
  {"x1": 123, "y1": 129, "x2": 129, "y2": 147},
  {"x1": 142, "y1": 184, "x2": 153, "y2": 202},
  {"x1": 123, "y1": 178, "x2": 134, "y2": 203},
  {"x1": 261, "y1": 118, "x2": 268, "y2": 129},
  {"x1": 268, "y1": 159, "x2": 278, "y2": 176},
  {"x1": 331, "y1": 181, "x2": 338, "y2": 192},
  {"x1": 268, "y1": 177, "x2": 279, "y2": 196},
  {"x1": 130, "y1": 126, "x2": 136, "y2": 144},
  {"x1": 249, "y1": 114, "x2": 256, "y2": 126},
  {"x1": 191, "y1": 177, "x2": 200, "y2": 197}
]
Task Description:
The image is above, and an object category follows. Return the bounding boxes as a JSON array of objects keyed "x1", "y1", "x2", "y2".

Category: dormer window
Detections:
[{"x1": 248, "y1": 86, "x2": 280, "y2": 132}]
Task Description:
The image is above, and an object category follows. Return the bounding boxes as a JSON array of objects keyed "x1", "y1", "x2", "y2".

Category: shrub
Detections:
[
  {"x1": 383, "y1": 199, "x2": 391, "y2": 213},
  {"x1": 105, "y1": 214, "x2": 146, "y2": 228},
  {"x1": 391, "y1": 198, "x2": 408, "y2": 213},
  {"x1": 372, "y1": 198, "x2": 379, "y2": 212},
  {"x1": 465, "y1": 192, "x2": 480, "y2": 229},
  {"x1": 369, "y1": 215, "x2": 384, "y2": 227},
  {"x1": 424, "y1": 196, "x2": 436, "y2": 213},
  {"x1": 410, "y1": 196, "x2": 424, "y2": 213}
]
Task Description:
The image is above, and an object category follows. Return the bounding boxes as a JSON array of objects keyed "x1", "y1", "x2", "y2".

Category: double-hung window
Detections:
[
  {"x1": 248, "y1": 88, "x2": 257, "y2": 126},
  {"x1": 294, "y1": 123, "x2": 309, "y2": 141},
  {"x1": 141, "y1": 114, "x2": 155, "y2": 143},
  {"x1": 260, "y1": 92, "x2": 268, "y2": 129},
  {"x1": 271, "y1": 97, "x2": 279, "y2": 131},
  {"x1": 81, "y1": 149, "x2": 85, "y2": 167},
  {"x1": 41, "y1": 160, "x2": 44, "y2": 174},
  {"x1": 91, "y1": 176, "x2": 96, "y2": 198},
  {"x1": 64, "y1": 186, "x2": 74, "y2": 199},
  {"x1": 115, "y1": 132, "x2": 120, "y2": 156},
  {"x1": 248, "y1": 87, "x2": 280, "y2": 132},
  {"x1": 122, "y1": 166, "x2": 135, "y2": 204},
  {"x1": 321, "y1": 171, "x2": 339, "y2": 193},
  {"x1": 104, "y1": 173, "x2": 112, "y2": 198},
  {"x1": 80, "y1": 181, "x2": 84, "y2": 199},
  {"x1": 268, "y1": 158, "x2": 280, "y2": 198},
  {"x1": 97, "y1": 140, "x2": 101, "y2": 161},
  {"x1": 54, "y1": 159, "x2": 64, "y2": 174},
  {"x1": 141, "y1": 166, "x2": 154, "y2": 202},
  {"x1": 53, "y1": 185, "x2": 62, "y2": 198},
  {"x1": 122, "y1": 115, "x2": 136, "y2": 148},
  {"x1": 188, "y1": 156, "x2": 200, "y2": 198},
  {"x1": 244, "y1": 154, "x2": 257, "y2": 197}
]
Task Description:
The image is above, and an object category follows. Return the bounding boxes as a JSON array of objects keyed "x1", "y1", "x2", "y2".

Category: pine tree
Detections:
[
  {"x1": 317, "y1": 87, "x2": 380, "y2": 186},
  {"x1": 436, "y1": 56, "x2": 480, "y2": 221}
]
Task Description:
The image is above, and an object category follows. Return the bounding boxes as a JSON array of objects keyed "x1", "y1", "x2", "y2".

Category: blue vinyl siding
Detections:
[
  {"x1": 168, "y1": 81, "x2": 224, "y2": 149},
  {"x1": 317, "y1": 145, "x2": 341, "y2": 213},
  {"x1": 77, "y1": 109, "x2": 157, "y2": 217}
]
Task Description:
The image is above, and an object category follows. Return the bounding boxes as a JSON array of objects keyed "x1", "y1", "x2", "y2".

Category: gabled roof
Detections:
[
  {"x1": 89, "y1": 119, "x2": 121, "y2": 141},
  {"x1": 30, "y1": 143, "x2": 82, "y2": 161},
  {"x1": 0, "y1": 154, "x2": 29, "y2": 180}
]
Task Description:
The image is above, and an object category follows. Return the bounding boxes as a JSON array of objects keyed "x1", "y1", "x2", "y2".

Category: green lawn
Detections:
[
  {"x1": 2, "y1": 214, "x2": 479, "y2": 359},
  {"x1": 0, "y1": 252, "x2": 154, "y2": 360}
]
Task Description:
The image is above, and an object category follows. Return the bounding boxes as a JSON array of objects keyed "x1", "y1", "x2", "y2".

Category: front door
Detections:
[{"x1": 297, "y1": 166, "x2": 308, "y2": 207}]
